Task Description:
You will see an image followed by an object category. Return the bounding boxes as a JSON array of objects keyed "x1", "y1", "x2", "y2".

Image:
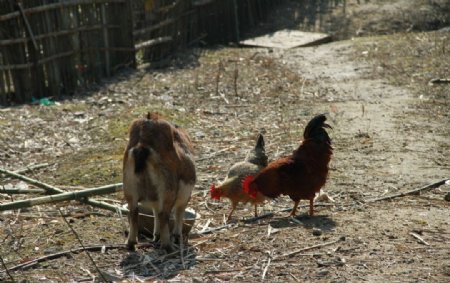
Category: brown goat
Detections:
[{"x1": 123, "y1": 112, "x2": 196, "y2": 252}]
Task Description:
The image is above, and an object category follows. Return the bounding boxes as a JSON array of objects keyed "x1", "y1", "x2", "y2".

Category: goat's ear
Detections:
[{"x1": 147, "y1": 112, "x2": 160, "y2": 120}]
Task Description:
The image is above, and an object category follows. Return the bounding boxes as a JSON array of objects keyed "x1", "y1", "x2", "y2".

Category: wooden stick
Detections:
[
  {"x1": 0, "y1": 187, "x2": 46, "y2": 194},
  {"x1": 366, "y1": 178, "x2": 449, "y2": 203},
  {"x1": 274, "y1": 236, "x2": 345, "y2": 260},
  {"x1": 0, "y1": 0, "x2": 126, "y2": 21},
  {"x1": 133, "y1": 18, "x2": 174, "y2": 36},
  {"x1": 0, "y1": 25, "x2": 120, "y2": 47},
  {"x1": 0, "y1": 168, "x2": 64, "y2": 194},
  {"x1": 410, "y1": 232, "x2": 430, "y2": 246},
  {"x1": 13, "y1": 163, "x2": 50, "y2": 174},
  {"x1": 82, "y1": 198, "x2": 128, "y2": 215},
  {"x1": 134, "y1": 36, "x2": 172, "y2": 51},
  {"x1": 16, "y1": 3, "x2": 39, "y2": 52},
  {"x1": 0, "y1": 183, "x2": 122, "y2": 211},
  {"x1": 261, "y1": 252, "x2": 272, "y2": 282},
  {"x1": 0, "y1": 168, "x2": 127, "y2": 213}
]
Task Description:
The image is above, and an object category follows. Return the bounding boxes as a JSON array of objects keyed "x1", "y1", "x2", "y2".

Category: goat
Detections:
[{"x1": 123, "y1": 112, "x2": 196, "y2": 252}]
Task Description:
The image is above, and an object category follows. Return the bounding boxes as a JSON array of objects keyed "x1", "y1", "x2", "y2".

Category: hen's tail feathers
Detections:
[
  {"x1": 210, "y1": 184, "x2": 221, "y2": 200},
  {"x1": 255, "y1": 134, "x2": 265, "y2": 151},
  {"x1": 303, "y1": 114, "x2": 332, "y2": 144},
  {"x1": 133, "y1": 146, "x2": 150, "y2": 173},
  {"x1": 247, "y1": 133, "x2": 268, "y2": 167},
  {"x1": 242, "y1": 175, "x2": 257, "y2": 199}
]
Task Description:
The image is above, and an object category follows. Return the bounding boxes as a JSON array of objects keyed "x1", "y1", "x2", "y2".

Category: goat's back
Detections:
[{"x1": 123, "y1": 114, "x2": 196, "y2": 202}]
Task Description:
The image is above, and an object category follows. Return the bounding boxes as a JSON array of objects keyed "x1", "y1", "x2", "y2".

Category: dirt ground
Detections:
[{"x1": 1, "y1": 0, "x2": 449, "y2": 282}]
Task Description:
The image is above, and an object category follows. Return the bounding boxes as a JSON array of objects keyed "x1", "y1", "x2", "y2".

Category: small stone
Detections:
[
  {"x1": 312, "y1": 228, "x2": 322, "y2": 236},
  {"x1": 317, "y1": 270, "x2": 329, "y2": 277},
  {"x1": 445, "y1": 192, "x2": 450, "y2": 202}
]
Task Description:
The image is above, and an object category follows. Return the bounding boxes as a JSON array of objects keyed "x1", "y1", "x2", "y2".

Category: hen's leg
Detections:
[
  {"x1": 227, "y1": 203, "x2": 237, "y2": 222},
  {"x1": 290, "y1": 200, "x2": 300, "y2": 216},
  {"x1": 254, "y1": 204, "x2": 258, "y2": 217},
  {"x1": 309, "y1": 199, "x2": 314, "y2": 216}
]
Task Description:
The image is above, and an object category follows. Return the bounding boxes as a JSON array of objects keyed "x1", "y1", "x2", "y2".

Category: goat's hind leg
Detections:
[
  {"x1": 158, "y1": 209, "x2": 173, "y2": 253},
  {"x1": 173, "y1": 182, "x2": 193, "y2": 245},
  {"x1": 151, "y1": 207, "x2": 161, "y2": 244},
  {"x1": 173, "y1": 205, "x2": 185, "y2": 245},
  {"x1": 126, "y1": 202, "x2": 139, "y2": 251}
]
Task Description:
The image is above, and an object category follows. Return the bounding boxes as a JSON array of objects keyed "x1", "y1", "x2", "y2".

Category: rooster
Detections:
[
  {"x1": 210, "y1": 134, "x2": 268, "y2": 221},
  {"x1": 242, "y1": 114, "x2": 332, "y2": 216}
]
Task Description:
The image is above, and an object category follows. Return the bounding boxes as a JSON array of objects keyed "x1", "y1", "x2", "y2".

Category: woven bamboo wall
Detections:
[
  {"x1": 0, "y1": 0, "x2": 134, "y2": 105},
  {"x1": 0, "y1": 0, "x2": 278, "y2": 105}
]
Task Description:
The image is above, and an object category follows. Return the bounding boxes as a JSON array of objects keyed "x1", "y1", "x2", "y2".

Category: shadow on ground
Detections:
[
  {"x1": 269, "y1": 214, "x2": 336, "y2": 232},
  {"x1": 120, "y1": 244, "x2": 197, "y2": 280}
]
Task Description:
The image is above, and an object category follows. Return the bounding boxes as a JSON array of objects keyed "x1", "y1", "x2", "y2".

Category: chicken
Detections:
[
  {"x1": 210, "y1": 134, "x2": 268, "y2": 221},
  {"x1": 242, "y1": 114, "x2": 332, "y2": 216},
  {"x1": 123, "y1": 112, "x2": 196, "y2": 252}
]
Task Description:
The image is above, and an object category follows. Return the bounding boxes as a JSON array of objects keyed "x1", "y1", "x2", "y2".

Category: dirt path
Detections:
[{"x1": 270, "y1": 40, "x2": 450, "y2": 281}]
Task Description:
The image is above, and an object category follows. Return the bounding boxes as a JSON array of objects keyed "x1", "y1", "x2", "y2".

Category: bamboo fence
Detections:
[{"x1": 0, "y1": 0, "x2": 279, "y2": 105}]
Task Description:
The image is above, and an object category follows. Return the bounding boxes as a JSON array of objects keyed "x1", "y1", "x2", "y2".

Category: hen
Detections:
[
  {"x1": 243, "y1": 114, "x2": 332, "y2": 216},
  {"x1": 210, "y1": 134, "x2": 268, "y2": 221}
]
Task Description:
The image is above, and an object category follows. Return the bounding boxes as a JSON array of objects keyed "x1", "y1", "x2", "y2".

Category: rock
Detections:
[
  {"x1": 312, "y1": 228, "x2": 322, "y2": 236},
  {"x1": 317, "y1": 269, "x2": 329, "y2": 277},
  {"x1": 445, "y1": 192, "x2": 450, "y2": 201}
]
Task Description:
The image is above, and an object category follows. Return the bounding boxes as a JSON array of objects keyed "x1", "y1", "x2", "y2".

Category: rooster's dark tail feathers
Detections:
[{"x1": 303, "y1": 114, "x2": 332, "y2": 144}]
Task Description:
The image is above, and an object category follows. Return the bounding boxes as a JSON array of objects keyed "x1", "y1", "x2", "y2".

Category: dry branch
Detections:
[
  {"x1": 366, "y1": 178, "x2": 449, "y2": 203},
  {"x1": 5, "y1": 243, "x2": 154, "y2": 272},
  {"x1": 0, "y1": 183, "x2": 122, "y2": 211},
  {"x1": 0, "y1": 255, "x2": 15, "y2": 282},
  {"x1": 274, "y1": 236, "x2": 345, "y2": 260},
  {"x1": 243, "y1": 212, "x2": 274, "y2": 223},
  {"x1": 196, "y1": 223, "x2": 234, "y2": 235},
  {"x1": 57, "y1": 208, "x2": 108, "y2": 282},
  {"x1": 410, "y1": 232, "x2": 430, "y2": 246}
]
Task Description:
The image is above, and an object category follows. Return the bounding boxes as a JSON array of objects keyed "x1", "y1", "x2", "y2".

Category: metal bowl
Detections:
[{"x1": 137, "y1": 205, "x2": 198, "y2": 236}]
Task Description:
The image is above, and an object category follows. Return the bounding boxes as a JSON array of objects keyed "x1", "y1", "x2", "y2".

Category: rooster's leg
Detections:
[
  {"x1": 290, "y1": 200, "x2": 300, "y2": 216},
  {"x1": 309, "y1": 199, "x2": 314, "y2": 216},
  {"x1": 254, "y1": 204, "x2": 258, "y2": 217}
]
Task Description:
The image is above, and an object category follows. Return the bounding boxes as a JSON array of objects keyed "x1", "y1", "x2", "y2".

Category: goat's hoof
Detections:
[
  {"x1": 173, "y1": 234, "x2": 181, "y2": 245},
  {"x1": 161, "y1": 243, "x2": 175, "y2": 253},
  {"x1": 126, "y1": 241, "x2": 136, "y2": 251},
  {"x1": 152, "y1": 234, "x2": 160, "y2": 243}
]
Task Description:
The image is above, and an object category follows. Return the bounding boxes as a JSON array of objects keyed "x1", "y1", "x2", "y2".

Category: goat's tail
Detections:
[{"x1": 132, "y1": 144, "x2": 150, "y2": 174}]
